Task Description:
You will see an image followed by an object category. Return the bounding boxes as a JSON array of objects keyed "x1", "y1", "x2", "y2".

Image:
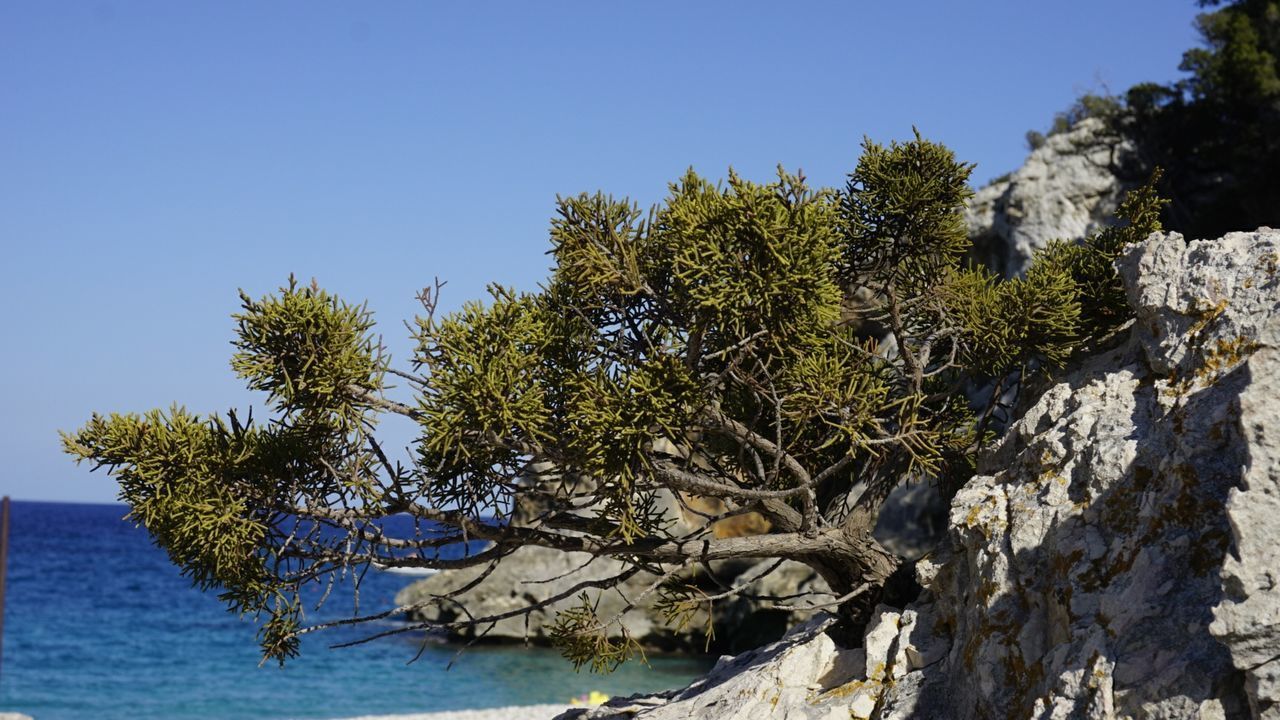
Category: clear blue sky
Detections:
[{"x1": 2, "y1": 1, "x2": 1203, "y2": 503}]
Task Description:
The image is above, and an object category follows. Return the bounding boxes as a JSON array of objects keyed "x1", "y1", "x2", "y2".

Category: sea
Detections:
[{"x1": 0, "y1": 501, "x2": 711, "y2": 720}]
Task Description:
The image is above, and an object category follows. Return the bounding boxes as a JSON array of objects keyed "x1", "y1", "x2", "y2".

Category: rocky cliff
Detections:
[
  {"x1": 560, "y1": 227, "x2": 1280, "y2": 720},
  {"x1": 966, "y1": 117, "x2": 1144, "y2": 278}
]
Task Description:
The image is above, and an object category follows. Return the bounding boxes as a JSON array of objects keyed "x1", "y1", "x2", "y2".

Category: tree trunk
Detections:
[
  {"x1": 796, "y1": 515, "x2": 902, "y2": 646},
  {"x1": 803, "y1": 526, "x2": 899, "y2": 594}
]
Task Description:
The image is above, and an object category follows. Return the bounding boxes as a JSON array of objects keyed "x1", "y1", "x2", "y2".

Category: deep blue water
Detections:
[{"x1": 0, "y1": 502, "x2": 709, "y2": 720}]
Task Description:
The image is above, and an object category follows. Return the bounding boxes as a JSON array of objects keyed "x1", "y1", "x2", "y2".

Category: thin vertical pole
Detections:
[{"x1": 0, "y1": 495, "x2": 9, "y2": 682}]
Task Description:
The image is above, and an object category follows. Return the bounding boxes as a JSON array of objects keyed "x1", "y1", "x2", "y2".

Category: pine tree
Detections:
[{"x1": 1116, "y1": 0, "x2": 1277, "y2": 236}]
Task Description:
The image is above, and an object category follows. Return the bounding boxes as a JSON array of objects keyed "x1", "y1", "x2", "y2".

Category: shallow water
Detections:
[{"x1": 0, "y1": 501, "x2": 710, "y2": 720}]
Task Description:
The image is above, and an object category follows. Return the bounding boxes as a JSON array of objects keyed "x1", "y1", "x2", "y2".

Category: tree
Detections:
[
  {"x1": 63, "y1": 134, "x2": 1165, "y2": 669},
  {"x1": 1019, "y1": 1, "x2": 1278, "y2": 238},
  {"x1": 1124, "y1": 0, "x2": 1279, "y2": 237}
]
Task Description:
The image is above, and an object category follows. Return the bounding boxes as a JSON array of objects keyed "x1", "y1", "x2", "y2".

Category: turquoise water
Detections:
[{"x1": 0, "y1": 502, "x2": 710, "y2": 719}]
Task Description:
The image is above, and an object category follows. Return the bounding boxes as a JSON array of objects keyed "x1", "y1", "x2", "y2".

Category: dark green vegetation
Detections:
[
  {"x1": 1132, "y1": 0, "x2": 1279, "y2": 237},
  {"x1": 1029, "y1": 0, "x2": 1278, "y2": 238},
  {"x1": 64, "y1": 135, "x2": 1165, "y2": 669}
]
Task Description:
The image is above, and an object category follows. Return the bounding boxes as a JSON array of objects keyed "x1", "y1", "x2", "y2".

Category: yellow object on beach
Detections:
[{"x1": 569, "y1": 690, "x2": 611, "y2": 707}]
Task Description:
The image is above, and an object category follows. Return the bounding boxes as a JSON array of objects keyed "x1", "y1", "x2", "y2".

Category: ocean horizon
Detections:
[{"x1": 0, "y1": 501, "x2": 709, "y2": 720}]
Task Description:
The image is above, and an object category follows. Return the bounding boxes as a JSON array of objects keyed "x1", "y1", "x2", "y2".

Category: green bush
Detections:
[{"x1": 64, "y1": 137, "x2": 1164, "y2": 668}]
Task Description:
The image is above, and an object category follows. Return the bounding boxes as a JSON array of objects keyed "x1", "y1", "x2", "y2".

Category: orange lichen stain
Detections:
[
  {"x1": 813, "y1": 678, "x2": 875, "y2": 702},
  {"x1": 1164, "y1": 334, "x2": 1261, "y2": 400},
  {"x1": 965, "y1": 503, "x2": 985, "y2": 527},
  {"x1": 1195, "y1": 336, "x2": 1261, "y2": 381},
  {"x1": 1187, "y1": 298, "x2": 1229, "y2": 337}
]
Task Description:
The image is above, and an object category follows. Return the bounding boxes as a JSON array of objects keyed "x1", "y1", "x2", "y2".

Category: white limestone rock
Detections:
[
  {"x1": 555, "y1": 616, "x2": 873, "y2": 720},
  {"x1": 966, "y1": 117, "x2": 1142, "y2": 278},
  {"x1": 719, "y1": 559, "x2": 833, "y2": 651},
  {"x1": 865, "y1": 228, "x2": 1279, "y2": 718},
  {"x1": 396, "y1": 548, "x2": 834, "y2": 652},
  {"x1": 395, "y1": 545, "x2": 660, "y2": 644}
]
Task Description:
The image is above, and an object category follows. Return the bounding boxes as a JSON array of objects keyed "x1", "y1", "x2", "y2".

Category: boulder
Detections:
[
  {"x1": 873, "y1": 480, "x2": 950, "y2": 560},
  {"x1": 718, "y1": 560, "x2": 832, "y2": 653},
  {"x1": 396, "y1": 548, "x2": 833, "y2": 653},
  {"x1": 396, "y1": 545, "x2": 663, "y2": 646},
  {"x1": 555, "y1": 229, "x2": 1280, "y2": 719},
  {"x1": 966, "y1": 117, "x2": 1143, "y2": 278}
]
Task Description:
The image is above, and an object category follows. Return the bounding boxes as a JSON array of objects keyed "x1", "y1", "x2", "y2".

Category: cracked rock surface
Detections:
[{"x1": 556, "y1": 229, "x2": 1280, "y2": 719}]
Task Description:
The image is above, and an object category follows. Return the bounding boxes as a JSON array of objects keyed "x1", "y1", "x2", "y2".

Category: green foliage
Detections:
[
  {"x1": 842, "y1": 132, "x2": 973, "y2": 293},
  {"x1": 1146, "y1": 0, "x2": 1280, "y2": 237},
  {"x1": 1038, "y1": 174, "x2": 1169, "y2": 340},
  {"x1": 1026, "y1": 1, "x2": 1278, "y2": 236},
  {"x1": 942, "y1": 265, "x2": 1079, "y2": 375},
  {"x1": 1025, "y1": 93, "x2": 1124, "y2": 150},
  {"x1": 1181, "y1": 1, "x2": 1280, "y2": 104},
  {"x1": 62, "y1": 408, "x2": 269, "y2": 600},
  {"x1": 947, "y1": 174, "x2": 1165, "y2": 377},
  {"x1": 258, "y1": 598, "x2": 303, "y2": 665},
  {"x1": 652, "y1": 582, "x2": 716, "y2": 651},
  {"x1": 651, "y1": 168, "x2": 844, "y2": 349},
  {"x1": 778, "y1": 331, "x2": 892, "y2": 448},
  {"x1": 62, "y1": 278, "x2": 389, "y2": 664},
  {"x1": 550, "y1": 593, "x2": 646, "y2": 673},
  {"x1": 63, "y1": 131, "x2": 1166, "y2": 670},
  {"x1": 414, "y1": 287, "x2": 552, "y2": 489},
  {"x1": 232, "y1": 275, "x2": 384, "y2": 431},
  {"x1": 61, "y1": 406, "x2": 314, "y2": 664}
]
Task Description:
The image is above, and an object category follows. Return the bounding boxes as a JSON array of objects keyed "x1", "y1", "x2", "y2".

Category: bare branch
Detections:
[{"x1": 705, "y1": 411, "x2": 813, "y2": 488}]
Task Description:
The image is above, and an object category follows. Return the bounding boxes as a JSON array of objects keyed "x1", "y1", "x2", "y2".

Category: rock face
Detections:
[
  {"x1": 875, "y1": 228, "x2": 1280, "y2": 718},
  {"x1": 966, "y1": 117, "x2": 1143, "y2": 278},
  {"x1": 557, "y1": 611, "x2": 947, "y2": 720},
  {"x1": 873, "y1": 480, "x2": 950, "y2": 560},
  {"x1": 556, "y1": 228, "x2": 1280, "y2": 719},
  {"x1": 396, "y1": 547, "x2": 831, "y2": 652},
  {"x1": 396, "y1": 546, "x2": 664, "y2": 646}
]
